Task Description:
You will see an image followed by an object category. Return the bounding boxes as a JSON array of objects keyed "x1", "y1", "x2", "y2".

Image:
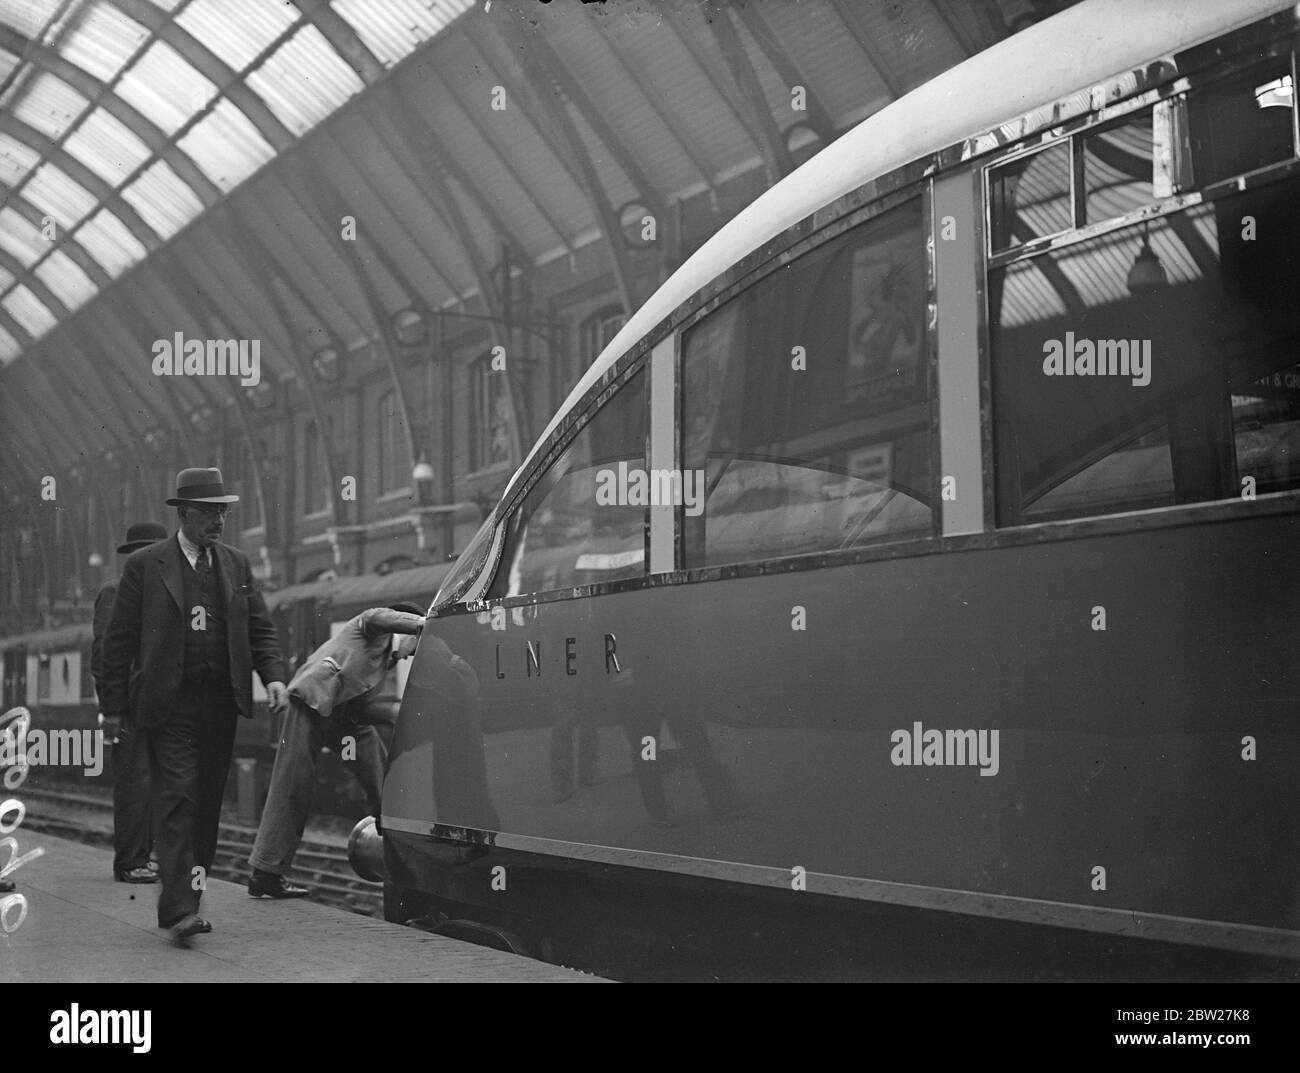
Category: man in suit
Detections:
[
  {"x1": 101, "y1": 468, "x2": 288, "y2": 943},
  {"x1": 247, "y1": 603, "x2": 425, "y2": 897},
  {"x1": 91, "y1": 520, "x2": 169, "y2": 884}
]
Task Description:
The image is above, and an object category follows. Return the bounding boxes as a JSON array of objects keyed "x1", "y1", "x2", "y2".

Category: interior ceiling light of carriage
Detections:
[{"x1": 0, "y1": 0, "x2": 476, "y2": 364}]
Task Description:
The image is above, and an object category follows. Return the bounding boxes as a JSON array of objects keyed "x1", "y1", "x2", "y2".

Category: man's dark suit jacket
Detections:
[{"x1": 100, "y1": 535, "x2": 286, "y2": 728}]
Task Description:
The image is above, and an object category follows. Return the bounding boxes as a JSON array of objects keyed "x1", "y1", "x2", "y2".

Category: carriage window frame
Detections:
[
  {"x1": 482, "y1": 363, "x2": 651, "y2": 604},
  {"x1": 983, "y1": 41, "x2": 1300, "y2": 532}
]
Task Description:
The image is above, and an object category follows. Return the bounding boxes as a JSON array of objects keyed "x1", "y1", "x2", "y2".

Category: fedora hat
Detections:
[
  {"x1": 166, "y1": 467, "x2": 240, "y2": 506},
  {"x1": 117, "y1": 521, "x2": 169, "y2": 554}
]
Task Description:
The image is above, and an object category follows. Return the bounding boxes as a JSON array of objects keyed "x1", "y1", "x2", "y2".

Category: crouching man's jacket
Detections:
[{"x1": 288, "y1": 607, "x2": 425, "y2": 720}]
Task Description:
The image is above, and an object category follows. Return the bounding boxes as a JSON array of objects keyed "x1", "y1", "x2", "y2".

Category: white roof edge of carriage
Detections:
[{"x1": 505, "y1": 0, "x2": 1294, "y2": 499}]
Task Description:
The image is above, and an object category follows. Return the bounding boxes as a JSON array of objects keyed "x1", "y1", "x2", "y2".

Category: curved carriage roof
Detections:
[{"x1": 507, "y1": 0, "x2": 1293, "y2": 495}]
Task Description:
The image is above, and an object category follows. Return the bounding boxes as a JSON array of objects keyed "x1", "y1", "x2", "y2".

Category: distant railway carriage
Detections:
[{"x1": 369, "y1": 0, "x2": 1300, "y2": 980}]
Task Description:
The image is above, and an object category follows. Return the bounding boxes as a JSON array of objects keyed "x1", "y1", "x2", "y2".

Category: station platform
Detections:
[{"x1": 0, "y1": 834, "x2": 603, "y2": 983}]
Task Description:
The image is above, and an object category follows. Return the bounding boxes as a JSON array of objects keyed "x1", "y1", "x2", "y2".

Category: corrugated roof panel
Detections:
[
  {"x1": 0, "y1": 132, "x2": 42, "y2": 187},
  {"x1": 2, "y1": 283, "x2": 57, "y2": 336},
  {"x1": 176, "y1": 97, "x2": 275, "y2": 191},
  {"x1": 11, "y1": 72, "x2": 90, "y2": 139},
  {"x1": 0, "y1": 322, "x2": 19, "y2": 363},
  {"x1": 62, "y1": 105, "x2": 152, "y2": 184},
  {"x1": 34, "y1": 248, "x2": 95, "y2": 309},
  {"x1": 175, "y1": 0, "x2": 298, "y2": 72},
  {"x1": 606, "y1": 12, "x2": 759, "y2": 183},
  {"x1": 59, "y1": 1, "x2": 148, "y2": 85},
  {"x1": 331, "y1": 0, "x2": 476, "y2": 66},
  {"x1": 0, "y1": 0, "x2": 62, "y2": 39},
  {"x1": 244, "y1": 24, "x2": 365, "y2": 137},
  {"x1": 118, "y1": 157, "x2": 204, "y2": 238},
  {"x1": 77, "y1": 206, "x2": 147, "y2": 274},
  {"x1": 757, "y1": 4, "x2": 893, "y2": 123},
  {"x1": 848, "y1": 0, "x2": 965, "y2": 96},
  {"x1": 544, "y1": 18, "x2": 694, "y2": 196},
  {"x1": 0, "y1": 206, "x2": 47, "y2": 264},
  {"x1": 116, "y1": 38, "x2": 217, "y2": 135},
  {"x1": 25, "y1": 162, "x2": 99, "y2": 227}
]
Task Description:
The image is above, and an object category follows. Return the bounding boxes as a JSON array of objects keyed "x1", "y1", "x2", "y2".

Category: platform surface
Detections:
[{"x1": 0, "y1": 834, "x2": 603, "y2": 983}]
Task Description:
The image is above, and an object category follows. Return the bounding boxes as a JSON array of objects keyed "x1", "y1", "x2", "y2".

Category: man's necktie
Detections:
[{"x1": 196, "y1": 548, "x2": 211, "y2": 577}]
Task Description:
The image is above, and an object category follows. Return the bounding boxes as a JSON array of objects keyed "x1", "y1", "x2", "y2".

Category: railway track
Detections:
[{"x1": 18, "y1": 784, "x2": 384, "y2": 918}]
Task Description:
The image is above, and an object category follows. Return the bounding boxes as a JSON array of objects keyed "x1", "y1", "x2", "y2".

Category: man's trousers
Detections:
[
  {"x1": 248, "y1": 696, "x2": 385, "y2": 877},
  {"x1": 111, "y1": 722, "x2": 154, "y2": 874},
  {"x1": 143, "y1": 692, "x2": 238, "y2": 928}
]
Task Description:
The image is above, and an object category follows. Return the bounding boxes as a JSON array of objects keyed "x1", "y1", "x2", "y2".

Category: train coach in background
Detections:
[
  {"x1": 91, "y1": 521, "x2": 169, "y2": 886},
  {"x1": 247, "y1": 603, "x2": 426, "y2": 900}
]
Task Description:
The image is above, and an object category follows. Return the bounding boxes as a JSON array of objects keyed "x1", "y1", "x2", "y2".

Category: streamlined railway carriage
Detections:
[{"x1": 369, "y1": 0, "x2": 1300, "y2": 980}]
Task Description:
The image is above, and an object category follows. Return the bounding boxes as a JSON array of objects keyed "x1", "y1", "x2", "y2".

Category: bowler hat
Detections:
[
  {"x1": 117, "y1": 521, "x2": 169, "y2": 554},
  {"x1": 166, "y1": 467, "x2": 240, "y2": 506}
]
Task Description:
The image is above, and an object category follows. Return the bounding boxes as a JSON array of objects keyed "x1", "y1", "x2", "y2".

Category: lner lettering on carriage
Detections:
[{"x1": 890, "y1": 721, "x2": 1000, "y2": 776}]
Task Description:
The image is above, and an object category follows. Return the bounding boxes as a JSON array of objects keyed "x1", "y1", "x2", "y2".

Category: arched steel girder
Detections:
[
  {"x1": 683, "y1": 2, "x2": 795, "y2": 180},
  {"x1": 289, "y1": 0, "x2": 384, "y2": 85},
  {"x1": 462, "y1": 17, "x2": 636, "y2": 223},
  {"x1": 0, "y1": 113, "x2": 163, "y2": 251},
  {"x1": 491, "y1": 10, "x2": 640, "y2": 316},
  {"x1": 0, "y1": 183, "x2": 115, "y2": 288},
  {"x1": 376, "y1": 81, "x2": 531, "y2": 462},
  {"x1": 105, "y1": 283, "x2": 216, "y2": 453},
  {"x1": 150, "y1": 247, "x2": 274, "y2": 538},
  {"x1": 0, "y1": 26, "x2": 220, "y2": 206},
  {"x1": 367, "y1": 80, "x2": 566, "y2": 268},
  {"x1": 659, "y1": 1, "x2": 777, "y2": 185},
  {"x1": 309, "y1": 128, "x2": 463, "y2": 301},
  {"x1": 309, "y1": 0, "x2": 574, "y2": 267},
  {"x1": 0, "y1": 315, "x2": 102, "y2": 469},
  {"x1": 927, "y1": 0, "x2": 981, "y2": 58},
  {"x1": 274, "y1": 148, "x2": 422, "y2": 472},
  {"x1": 577, "y1": 3, "x2": 717, "y2": 197},
  {"x1": 501, "y1": 7, "x2": 667, "y2": 222},
  {"x1": 355, "y1": 108, "x2": 482, "y2": 304},
  {"x1": 63, "y1": 314, "x2": 200, "y2": 467},
  {"x1": 728, "y1": 3, "x2": 839, "y2": 146},
  {"x1": 827, "y1": 3, "x2": 906, "y2": 99},
  {"x1": 201, "y1": 203, "x2": 348, "y2": 526},
  {"x1": 106, "y1": 0, "x2": 295, "y2": 153},
  {"x1": 416, "y1": 49, "x2": 580, "y2": 260}
]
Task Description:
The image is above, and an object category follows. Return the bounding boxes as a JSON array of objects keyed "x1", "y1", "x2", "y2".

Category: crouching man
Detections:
[{"x1": 247, "y1": 603, "x2": 425, "y2": 898}]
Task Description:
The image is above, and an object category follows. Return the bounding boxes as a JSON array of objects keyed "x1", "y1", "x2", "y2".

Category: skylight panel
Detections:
[
  {"x1": 176, "y1": 97, "x2": 275, "y2": 191},
  {"x1": 116, "y1": 38, "x2": 218, "y2": 135},
  {"x1": 118, "y1": 157, "x2": 204, "y2": 238}
]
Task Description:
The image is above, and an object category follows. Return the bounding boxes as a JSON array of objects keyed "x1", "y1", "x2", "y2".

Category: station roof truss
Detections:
[{"x1": 0, "y1": 0, "x2": 1034, "y2": 493}]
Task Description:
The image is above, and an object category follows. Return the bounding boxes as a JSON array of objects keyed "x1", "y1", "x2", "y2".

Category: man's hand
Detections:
[
  {"x1": 266, "y1": 681, "x2": 289, "y2": 716},
  {"x1": 97, "y1": 712, "x2": 124, "y2": 746}
]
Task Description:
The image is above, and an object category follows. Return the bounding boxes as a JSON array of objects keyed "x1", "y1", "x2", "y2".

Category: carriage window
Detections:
[
  {"x1": 488, "y1": 369, "x2": 646, "y2": 598},
  {"x1": 682, "y1": 198, "x2": 932, "y2": 568},
  {"x1": 1188, "y1": 59, "x2": 1296, "y2": 187},
  {"x1": 990, "y1": 176, "x2": 1300, "y2": 525},
  {"x1": 989, "y1": 142, "x2": 1072, "y2": 252}
]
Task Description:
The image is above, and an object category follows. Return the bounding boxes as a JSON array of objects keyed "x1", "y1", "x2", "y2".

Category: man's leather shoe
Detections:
[
  {"x1": 248, "y1": 871, "x2": 310, "y2": 899},
  {"x1": 170, "y1": 915, "x2": 212, "y2": 943},
  {"x1": 115, "y1": 866, "x2": 159, "y2": 883}
]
